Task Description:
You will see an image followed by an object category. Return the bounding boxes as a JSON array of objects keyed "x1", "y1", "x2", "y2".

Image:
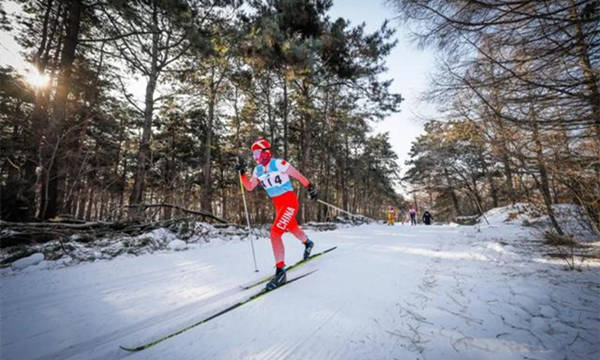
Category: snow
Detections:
[
  {"x1": 482, "y1": 203, "x2": 595, "y2": 239},
  {"x1": 11, "y1": 252, "x2": 44, "y2": 270},
  {"x1": 483, "y1": 203, "x2": 532, "y2": 224},
  {"x1": 167, "y1": 240, "x2": 187, "y2": 251},
  {"x1": 0, "y1": 222, "x2": 269, "y2": 274},
  {"x1": 1, "y1": 222, "x2": 599, "y2": 360}
]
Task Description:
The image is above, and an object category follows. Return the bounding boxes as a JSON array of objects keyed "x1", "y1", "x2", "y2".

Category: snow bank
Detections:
[
  {"x1": 483, "y1": 203, "x2": 579, "y2": 226},
  {"x1": 167, "y1": 240, "x2": 187, "y2": 251},
  {"x1": 11, "y1": 253, "x2": 44, "y2": 270},
  {"x1": 482, "y1": 203, "x2": 596, "y2": 239},
  {"x1": 483, "y1": 203, "x2": 532, "y2": 225},
  {"x1": 2, "y1": 212, "x2": 373, "y2": 276},
  {"x1": 0, "y1": 222, "x2": 273, "y2": 276}
]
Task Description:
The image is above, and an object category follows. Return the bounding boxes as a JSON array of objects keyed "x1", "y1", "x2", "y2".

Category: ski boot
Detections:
[
  {"x1": 303, "y1": 239, "x2": 314, "y2": 261},
  {"x1": 265, "y1": 267, "x2": 287, "y2": 291}
]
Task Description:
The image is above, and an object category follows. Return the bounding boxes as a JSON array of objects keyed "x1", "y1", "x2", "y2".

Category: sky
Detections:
[
  {"x1": 329, "y1": 0, "x2": 439, "y2": 182},
  {"x1": 0, "y1": 0, "x2": 438, "y2": 190}
]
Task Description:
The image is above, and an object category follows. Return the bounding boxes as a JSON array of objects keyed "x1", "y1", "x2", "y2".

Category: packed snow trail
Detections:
[{"x1": 1, "y1": 223, "x2": 599, "y2": 360}]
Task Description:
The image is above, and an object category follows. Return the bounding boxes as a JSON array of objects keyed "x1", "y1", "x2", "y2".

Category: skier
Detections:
[
  {"x1": 409, "y1": 206, "x2": 417, "y2": 225},
  {"x1": 422, "y1": 210, "x2": 433, "y2": 225},
  {"x1": 396, "y1": 209, "x2": 403, "y2": 225},
  {"x1": 235, "y1": 137, "x2": 319, "y2": 291},
  {"x1": 386, "y1": 206, "x2": 396, "y2": 226}
]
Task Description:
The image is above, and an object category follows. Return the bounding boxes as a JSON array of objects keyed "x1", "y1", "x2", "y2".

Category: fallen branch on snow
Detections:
[{"x1": 125, "y1": 203, "x2": 228, "y2": 224}]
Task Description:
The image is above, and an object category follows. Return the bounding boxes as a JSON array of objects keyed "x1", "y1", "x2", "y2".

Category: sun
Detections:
[{"x1": 24, "y1": 69, "x2": 49, "y2": 88}]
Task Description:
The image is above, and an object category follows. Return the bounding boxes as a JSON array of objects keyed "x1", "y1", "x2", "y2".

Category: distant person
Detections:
[
  {"x1": 422, "y1": 211, "x2": 433, "y2": 225},
  {"x1": 409, "y1": 207, "x2": 417, "y2": 225},
  {"x1": 386, "y1": 206, "x2": 396, "y2": 226}
]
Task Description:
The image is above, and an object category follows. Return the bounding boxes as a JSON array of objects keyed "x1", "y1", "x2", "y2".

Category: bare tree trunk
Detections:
[
  {"x1": 118, "y1": 157, "x2": 127, "y2": 220},
  {"x1": 129, "y1": 3, "x2": 159, "y2": 220},
  {"x1": 530, "y1": 104, "x2": 564, "y2": 235},
  {"x1": 98, "y1": 190, "x2": 106, "y2": 220},
  {"x1": 265, "y1": 77, "x2": 275, "y2": 148},
  {"x1": 76, "y1": 179, "x2": 87, "y2": 219},
  {"x1": 493, "y1": 115, "x2": 517, "y2": 204},
  {"x1": 85, "y1": 186, "x2": 94, "y2": 220},
  {"x1": 297, "y1": 81, "x2": 312, "y2": 224},
  {"x1": 501, "y1": 153, "x2": 516, "y2": 204},
  {"x1": 40, "y1": 0, "x2": 82, "y2": 219},
  {"x1": 481, "y1": 153, "x2": 499, "y2": 208},
  {"x1": 282, "y1": 70, "x2": 289, "y2": 159},
  {"x1": 341, "y1": 133, "x2": 349, "y2": 211},
  {"x1": 22, "y1": 0, "x2": 55, "y2": 220},
  {"x1": 221, "y1": 168, "x2": 227, "y2": 219},
  {"x1": 470, "y1": 177, "x2": 484, "y2": 213},
  {"x1": 202, "y1": 69, "x2": 216, "y2": 212},
  {"x1": 444, "y1": 168, "x2": 461, "y2": 216}
]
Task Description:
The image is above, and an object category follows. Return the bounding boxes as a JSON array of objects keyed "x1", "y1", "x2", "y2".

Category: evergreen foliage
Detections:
[{"x1": 0, "y1": 0, "x2": 403, "y2": 226}]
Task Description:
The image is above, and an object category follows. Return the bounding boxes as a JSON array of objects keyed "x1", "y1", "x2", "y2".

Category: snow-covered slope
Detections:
[
  {"x1": 1, "y1": 223, "x2": 598, "y2": 360},
  {"x1": 481, "y1": 203, "x2": 596, "y2": 239}
]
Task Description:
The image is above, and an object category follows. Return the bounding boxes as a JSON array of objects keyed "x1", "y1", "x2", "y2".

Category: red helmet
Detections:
[{"x1": 251, "y1": 137, "x2": 271, "y2": 151}]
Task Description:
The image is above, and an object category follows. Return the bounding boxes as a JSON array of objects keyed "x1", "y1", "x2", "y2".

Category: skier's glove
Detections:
[
  {"x1": 235, "y1": 161, "x2": 246, "y2": 175},
  {"x1": 307, "y1": 183, "x2": 319, "y2": 200}
]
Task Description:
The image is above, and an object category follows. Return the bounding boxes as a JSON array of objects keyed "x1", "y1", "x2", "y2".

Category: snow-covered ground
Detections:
[{"x1": 2, "y1": 219, "x2": 599, "y2": 359}]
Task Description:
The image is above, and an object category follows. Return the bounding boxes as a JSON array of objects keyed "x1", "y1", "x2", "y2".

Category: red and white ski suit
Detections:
[{"x1": 241, "y1": 159, "x2": 310, "y2": 268}]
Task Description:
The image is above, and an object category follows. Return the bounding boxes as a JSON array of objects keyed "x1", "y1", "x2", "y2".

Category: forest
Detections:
[
  {"x1": 1, "y1": 0, "x2": 599, "y2": 240},
  {"x1": 0, "y1": 0, "x2": 404, "y2": 228},
  {"x1": 397, "y1": 0, "x2": 600, "y2": 236}
]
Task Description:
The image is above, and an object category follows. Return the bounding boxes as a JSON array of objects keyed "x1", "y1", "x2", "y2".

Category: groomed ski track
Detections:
[{"x1": 2, "y1": 223, "x2": 599, "y2": 360}]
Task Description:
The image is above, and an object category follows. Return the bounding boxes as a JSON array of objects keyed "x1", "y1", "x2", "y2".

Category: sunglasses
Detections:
[{"x1": 253, "y1": 150, "x2": 262, "y2": 160}]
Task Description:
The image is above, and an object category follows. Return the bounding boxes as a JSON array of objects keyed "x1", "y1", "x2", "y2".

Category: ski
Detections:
[
  {"x1": 119, "y1": 269, "x2": 318, "y2": 352},
  {"x1": 240, "y1": 246, "x2": 336, "y2": 290}
]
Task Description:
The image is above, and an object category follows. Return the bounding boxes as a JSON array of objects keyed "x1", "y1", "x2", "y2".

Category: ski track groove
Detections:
[
  {"x1": 27, "y1": 281, "x2": 249, "y2": 360},
  {"x1": 278, "y1": 305, "x2": 344, "y2": 360},
  {"x1": 3, "y1": 261, "x2": 212, "y2": 312}
]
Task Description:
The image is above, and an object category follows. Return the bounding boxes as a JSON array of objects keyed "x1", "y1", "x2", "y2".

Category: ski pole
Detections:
[
  {"x1": 316, "y1": 199, "x2": 367, "y2": 221},
  {"x1": 239, "y1": 173, "x2": 259, "y2": 272}
]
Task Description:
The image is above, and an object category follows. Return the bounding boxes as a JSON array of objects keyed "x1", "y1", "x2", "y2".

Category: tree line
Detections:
[
  {"x1": 394, "y1": 0, "x2": 599, "y2": 235},
  {"x1": 0, "y1": 0, "x2": 404, "y2": 226}
]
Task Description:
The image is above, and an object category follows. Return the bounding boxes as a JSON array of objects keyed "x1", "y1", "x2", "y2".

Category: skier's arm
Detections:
[
  {"x1": 240, "y1": 173, "x2": 259, "y2": 191},
  {"x1": 284, "y1": 164, "x2": 310, "y2": 187},
  {"x1": 235, "y1": 161, "x2": 258, "y2": 191},
  {"x1": 279, "y1": 160, "x2": 318, "y2": 199}
]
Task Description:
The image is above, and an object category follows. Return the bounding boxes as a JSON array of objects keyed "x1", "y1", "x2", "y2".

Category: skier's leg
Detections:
[
  {"x1": 266, "y1": 193, "x2": 300, "y2": 290},
  {"x1": 284, "y1": 199, "x2": 314, "y2": 259},
  {"x1": 267, "y1": 220, "x2": 287, "y2": 290},
  {"x1": 274, "y1": 192, "x2": 306, "y2": 243},
  {"x1": 270, "y1": 198, "x2": 293, "y2": 268},
  {"x1": 289, "y1": 220, "x2": 313, "y2": 260},
  {"x1": 270, "y1": 191, "x2": 300, "y2": 267},
  {"x1": 270, "y1": 225, "x2": 286, "y2": 268},
  {"x1": 268, "y1": 221, "x2": 289, "y2": 290},
  {"x1": 288, "y1": 219, "x2": 308, "y2": 243}
]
